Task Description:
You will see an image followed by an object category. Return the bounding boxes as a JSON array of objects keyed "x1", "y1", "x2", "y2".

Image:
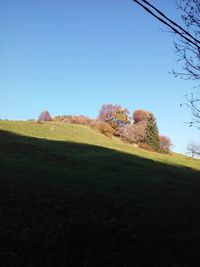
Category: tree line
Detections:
[{"x1": 37, "y1": 105, "x2": 172, "y2": 153}]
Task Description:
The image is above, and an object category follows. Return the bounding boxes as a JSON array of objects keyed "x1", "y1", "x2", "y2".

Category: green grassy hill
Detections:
[
  {"x1": 0, "y1": 121, "x2": 200, "y2": 267},
  {"x1": 1, "y1": 120, "x2": 199, "y2": 170}
]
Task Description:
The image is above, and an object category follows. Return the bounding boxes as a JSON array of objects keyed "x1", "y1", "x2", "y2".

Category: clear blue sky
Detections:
[{"x1": 0, "y1": 0, "x2": 199, "y2": 154}]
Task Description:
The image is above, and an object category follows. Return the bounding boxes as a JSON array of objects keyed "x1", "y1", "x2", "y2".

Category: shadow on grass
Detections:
[{"x1": 1, "y1": 129, "x2": 200, "y2": 267}]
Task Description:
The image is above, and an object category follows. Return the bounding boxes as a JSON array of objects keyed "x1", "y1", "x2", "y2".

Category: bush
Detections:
[
  {"x1": 70, "y1": 116, "x2": 91, "y2": 125},
  {"x1": 53, "y1": 115, "x2": 92, "y2": 125},
  {"x1": 117, "y1": 125, "x2": 136, "y2": 144},
  {"x1": 89, "y1": 119, "x2": 98, "y2": 129},
  {"x1": 53, "y1": 115, "x2": 70, "y2": 122},
  {"x1": 97, "y1": 122, "x2": 115, "y2": 138},
  {"x1": 117, "y1": 121, "x2": 147, "y2": 144}
]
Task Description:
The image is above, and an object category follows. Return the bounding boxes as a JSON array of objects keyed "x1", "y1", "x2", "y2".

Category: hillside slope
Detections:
[
  {"x1": 0, "y1": 121, "x2": 200, "y2": 267},
  {"x1": 0, "y1": 120, "x2": 199, "y2": 170}
]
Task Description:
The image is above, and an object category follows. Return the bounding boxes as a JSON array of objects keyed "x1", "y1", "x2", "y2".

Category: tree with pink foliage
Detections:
[
  {"x1": 98, "y1": 104, "x2": 130, "y2": 130},
  {"x1": 118, "y1": 121, "x2": 146, "y2": 144},
  {"x1": 38, "y1": 111, "x2": 52, "y2": 122},
  {"x1": 97, "y1": 104, "x2": 120, "y2": 124},
  {"x1": 117, "y1": 124, "x2": 136, "y2": 143},
  {"x1": 160, "y1": 135, "x2": 173, "y2": 153}
]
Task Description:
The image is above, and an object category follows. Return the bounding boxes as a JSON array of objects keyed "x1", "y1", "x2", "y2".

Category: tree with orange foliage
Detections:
[
  {"x1": 111, "y1": 107, "x2": 130, "y2": 129},
  {"x1": 98, "y1": 104, "x2": 130, "y2": 130},
  {"x1": 133, "y1": 109, "x2": 149, "y2": 124}
]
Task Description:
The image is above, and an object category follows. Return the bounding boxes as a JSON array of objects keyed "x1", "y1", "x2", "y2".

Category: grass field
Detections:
[{"x1": 0, "y1": 121, "x2": 200, "y2": 266}]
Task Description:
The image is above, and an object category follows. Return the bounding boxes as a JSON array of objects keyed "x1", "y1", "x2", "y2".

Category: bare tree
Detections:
[
  {"x1": 132, "y1": 0, "x2": 200, "y2": 127},
  {"x1": 186, "y1": 143, "x2": 200, "y2": 157},
  {"x1": 183, "y1": 93, "x2": 200, "y2": 128}
]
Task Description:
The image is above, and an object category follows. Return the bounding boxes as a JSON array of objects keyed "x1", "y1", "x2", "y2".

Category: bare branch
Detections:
[
  {"x1": 132, "y1": 0, "x2": 200, "y2": 49},
  {"x1": 132, "y1": 0, "x2": 200, "y2": 128}
]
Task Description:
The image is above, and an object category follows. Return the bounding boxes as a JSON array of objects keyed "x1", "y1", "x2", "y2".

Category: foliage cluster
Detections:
[
  {"x1": 96, "y1": 122, "x2": 115, "y2": 138},
  {"x1": 97, "y1": 104, "x2": 172, "y2": 153},
  {"x1": 37, "y1": 105, "x2": 172, "y2": 153},
  {"x1": 110, "y1": 107, "x2": 130, "y2": 129},
  {"x1": 133, "y1": 109, "x2": 149, "y2": 124},
  {"x1": 54, "y1": 115, "x2": 92, "y2": 126}
]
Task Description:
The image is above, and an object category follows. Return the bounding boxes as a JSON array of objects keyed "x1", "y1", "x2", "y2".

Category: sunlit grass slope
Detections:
[
  {"x1": 0, "y1": 120, "x2": 199, "y2": 170},
  {"x1": 0, "y1": 120, "x2": 200, "y2": 266}
]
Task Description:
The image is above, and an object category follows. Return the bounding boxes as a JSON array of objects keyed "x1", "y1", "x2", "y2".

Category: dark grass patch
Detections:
[{"x1": 0, "y1": 130, "x2": 200, "y2": 266}]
